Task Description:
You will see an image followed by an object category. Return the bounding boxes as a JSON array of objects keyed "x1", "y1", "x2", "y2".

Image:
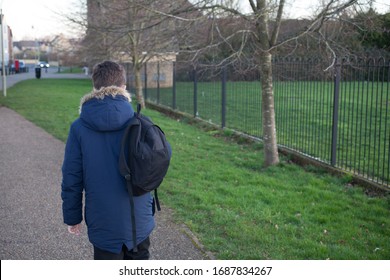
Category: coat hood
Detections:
[{"x1": 79, "y1": 86, "x2": 134, "y2": 132}]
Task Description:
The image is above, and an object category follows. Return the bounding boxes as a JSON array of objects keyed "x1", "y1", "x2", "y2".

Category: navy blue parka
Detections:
[{"x1": 61, "y1": 86, "x2": 155, "y2": 254}]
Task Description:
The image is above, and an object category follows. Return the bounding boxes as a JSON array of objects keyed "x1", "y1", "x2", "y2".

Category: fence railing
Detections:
[{"x1": 124, "y1": 57, "x2": 390, "y2": 189}]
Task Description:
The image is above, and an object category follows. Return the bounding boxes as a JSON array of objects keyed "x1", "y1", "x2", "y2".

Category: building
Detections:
[{"x1": 0, "y1": 14, "x2": 12, "y2": 69}]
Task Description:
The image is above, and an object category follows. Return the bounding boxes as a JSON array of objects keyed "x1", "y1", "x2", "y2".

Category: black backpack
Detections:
[{"x1": 119, "y1": 104, "x2": 171, "y2": 252}]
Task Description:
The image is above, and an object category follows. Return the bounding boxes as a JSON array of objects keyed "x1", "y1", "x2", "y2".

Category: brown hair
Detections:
[{"x1": 92, "y1": 61, "x2": 126, "y2": 90}]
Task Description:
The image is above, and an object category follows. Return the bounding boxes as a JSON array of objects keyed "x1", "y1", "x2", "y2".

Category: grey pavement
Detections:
[{"x1": 0, "y1": 69, "x2": 213, "y2": 260}]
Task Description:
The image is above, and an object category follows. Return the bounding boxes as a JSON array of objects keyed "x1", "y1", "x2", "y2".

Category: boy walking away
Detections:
[{"x1": 61, "y1": 61, "x2": 154, "y2": 260}]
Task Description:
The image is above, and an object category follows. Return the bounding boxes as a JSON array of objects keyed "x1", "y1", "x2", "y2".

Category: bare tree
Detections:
[
  {"x1": 67, "y1": 0, "x2": 195, "y2": 108},
  {"x1": 170, "y1": 0, "x2": 359, "y2": 167}
]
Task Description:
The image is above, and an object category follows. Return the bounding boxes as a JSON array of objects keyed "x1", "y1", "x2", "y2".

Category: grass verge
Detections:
[{"x1": 1, "y1": 79, "x2": 389, "y2": 259}]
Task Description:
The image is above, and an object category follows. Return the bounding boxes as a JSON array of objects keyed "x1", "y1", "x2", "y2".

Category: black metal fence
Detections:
[{"x1": 125, "y1": 57, "x2": 390, "y2": 188}]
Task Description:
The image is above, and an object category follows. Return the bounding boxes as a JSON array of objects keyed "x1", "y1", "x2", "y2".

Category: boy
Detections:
[{"x1": 61, "y1": 61, "x2": 154, "y2": 260}]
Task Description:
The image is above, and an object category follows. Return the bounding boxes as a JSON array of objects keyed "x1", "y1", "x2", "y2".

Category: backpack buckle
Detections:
[{"x1": 124, "y1": 174, "x2": 131, "y2": 181}]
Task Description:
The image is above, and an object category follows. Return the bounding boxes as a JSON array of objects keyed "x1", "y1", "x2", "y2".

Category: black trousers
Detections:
[{"x1": 93, "y1": 237, "x2": 150, "y2": 260}]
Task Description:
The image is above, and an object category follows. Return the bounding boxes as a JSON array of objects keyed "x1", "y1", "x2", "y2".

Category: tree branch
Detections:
[{"x1": 270, "y1": 0, "x2": 285, "y2": 46}]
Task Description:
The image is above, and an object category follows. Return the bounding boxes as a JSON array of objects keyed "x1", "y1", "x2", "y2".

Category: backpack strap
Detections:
[
  {"x1": 125, "y1": 177, "x2": 138, "y2": 253},
  {"x1": 154, "y1": 190, "x2": 161, "y2": 211},
  {"x1": 151, "y1": 189, "x2": 161, "y2": 216}
]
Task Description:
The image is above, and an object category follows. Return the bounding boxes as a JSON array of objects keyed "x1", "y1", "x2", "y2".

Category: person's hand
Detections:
[{"x1": 67, "y1": 224, "x2": 82, "y2": 235}]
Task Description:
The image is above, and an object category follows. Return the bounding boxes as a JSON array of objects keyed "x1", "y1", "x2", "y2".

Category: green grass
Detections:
[
  {"x1": 0, "y1": 79, "x2": 91, "y2": 141},
  {"x1": 1, "y1": 79, "x2": 389, "y2": 260}
]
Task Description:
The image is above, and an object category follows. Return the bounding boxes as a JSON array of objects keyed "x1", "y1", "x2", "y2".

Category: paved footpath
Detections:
[{"x1": 0, "y1": 69, "x2": 213, "y2": 260}]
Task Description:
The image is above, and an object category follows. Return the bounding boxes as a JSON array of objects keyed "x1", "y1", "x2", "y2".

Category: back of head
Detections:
[{"x1": 92, "y1": 61, "x2": 126, "y2": 90}]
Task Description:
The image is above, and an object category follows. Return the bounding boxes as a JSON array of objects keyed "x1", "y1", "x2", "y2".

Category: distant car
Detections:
[{"x1": 38, "y1": 61, "x2": 50, "y2": 68}]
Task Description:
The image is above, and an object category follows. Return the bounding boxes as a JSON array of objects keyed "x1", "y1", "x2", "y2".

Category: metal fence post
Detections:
[
  {"x1": 331, "y1": 58, "x2": 341, "y2": 166},
  {"x1": 193, "y1": 68, "x2": 198, "y2": 117},
  {"x1": 173, "y1": 61, "x2": 176, "y2": 110},
  {"x1": 221, "y1": 66, "x2": 227, "y2": 128},
  {"x1": 144, "y1": 63, "x2": 148, "y2": 101},
  {"x1": 125, "y1": 63, "x2": 130, "y2": 90},
  {"x1": 157, "y1": 62, "x2": 160, "y2": 104}
]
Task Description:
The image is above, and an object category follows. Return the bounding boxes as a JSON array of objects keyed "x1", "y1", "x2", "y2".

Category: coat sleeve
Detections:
[{"x1": 61, "y1": 123, "x2": 84, "y2": 226}]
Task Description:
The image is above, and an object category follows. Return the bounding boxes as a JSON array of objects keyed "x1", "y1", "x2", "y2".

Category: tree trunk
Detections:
[
  {"x1": 133, "y1": 64, "x2": 145, "y2": 108},
  {"x1": 255, "y1": 0, "x2": 280, "y2": 167},
  {"x1": 259, "y1": 52, "x2": 279, "y2": 166}
]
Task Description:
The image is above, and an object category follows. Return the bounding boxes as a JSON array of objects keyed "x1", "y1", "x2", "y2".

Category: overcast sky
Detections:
[
  {"x1": 1, "y1": 0, "x2": 78, "y2": 40},
  {"x1": 1, "y1": 0, "x2": 389, "y2": 41}
]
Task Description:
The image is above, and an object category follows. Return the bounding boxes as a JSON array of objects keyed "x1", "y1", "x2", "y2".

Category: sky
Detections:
[
  {"x1": 1, "y1": 0, "x2": 389, "y2": 41},
  {"x1": 1, "y1": 0, "x2": 79, "y2": 40}
]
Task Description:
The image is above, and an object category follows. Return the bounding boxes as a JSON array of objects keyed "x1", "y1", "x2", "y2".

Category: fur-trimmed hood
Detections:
[
  {"x1": 79, "y1": 86, "x2": 134, "y2": 132},
  {"x1": 80, "y1": 86, "x2": 131, "y2": 114}
]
